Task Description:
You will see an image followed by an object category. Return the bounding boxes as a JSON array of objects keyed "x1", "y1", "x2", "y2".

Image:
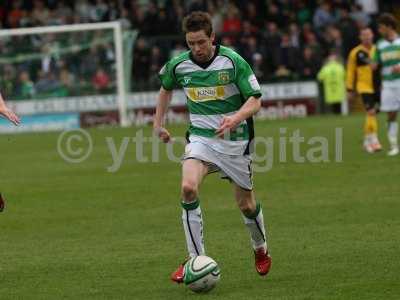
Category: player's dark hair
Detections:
[
  {"x1": 182, "y1": 11, "x2": 213, "y2": 36},
  {"x1": 377, "y1": 13, "x2": 398, "y2": 30}
]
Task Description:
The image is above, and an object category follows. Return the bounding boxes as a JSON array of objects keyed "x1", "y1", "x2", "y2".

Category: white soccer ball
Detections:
[{"x1": 183, "y1": 255, "x2": 220, "y2": 293}]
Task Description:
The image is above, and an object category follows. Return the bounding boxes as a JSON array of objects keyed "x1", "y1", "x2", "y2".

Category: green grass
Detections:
[{"x1": 0, "y1": 114, "x2": 399, "y2": 299}]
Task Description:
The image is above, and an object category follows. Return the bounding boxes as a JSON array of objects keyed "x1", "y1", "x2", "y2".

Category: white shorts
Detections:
[
  {"x1": 182, "y1": 141, "x2": 253, "y2": 190},
  {"x1": 381, "y1": 86, "x2": 400, "y2": 112}
]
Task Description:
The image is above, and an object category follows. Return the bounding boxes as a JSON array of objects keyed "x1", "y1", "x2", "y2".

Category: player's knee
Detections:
[
  {"x1": 238, "y1": 200, "x2": 256, "y2": 216},
  {"x1": 181, "y1": 180, "x2": 198, "y2": 202}
]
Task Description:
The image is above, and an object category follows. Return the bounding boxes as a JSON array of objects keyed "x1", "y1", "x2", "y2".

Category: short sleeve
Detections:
[
  {"x1": 235, "y1": 57, "x2": 262, "y2": 100},
  {"x1": 158, "y1": 61, "x2": 177, "y2": 90}
]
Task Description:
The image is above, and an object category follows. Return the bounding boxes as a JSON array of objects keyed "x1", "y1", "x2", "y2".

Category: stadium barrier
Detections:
[{"x1": 1, "y1": 81, "x2": 318, "y2": 133}]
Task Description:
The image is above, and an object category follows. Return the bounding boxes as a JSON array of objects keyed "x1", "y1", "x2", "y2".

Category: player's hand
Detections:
[
  {"x1": 215, "y1": 115, "x2": 240, "y2": 138},
  {"x1": 392, "y1": 64, "x2": 400, "y2": 74},
  {"x1": 154, "y1": 126, "x2": 171, "y2": 143},
  {"x1": 0, "y1": 107, "x2": 20, "y2": 126}
]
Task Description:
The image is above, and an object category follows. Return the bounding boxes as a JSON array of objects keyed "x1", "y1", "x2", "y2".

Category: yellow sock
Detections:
[
  {"x1": 369, "y1": 115, "x2": 378, "y2": 134},
  {"x1": 365, "y1": 114, "x2": 378, "y2": 135}
]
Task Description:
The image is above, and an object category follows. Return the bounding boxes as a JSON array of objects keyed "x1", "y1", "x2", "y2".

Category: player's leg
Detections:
[
  {"x1": 381, "y1": 88, "x2": 399, "y2": 155},
  {"x1": 171, "y1": 158, "x2": 208, "y2": 283},
  {"x1": 234, "y1": 185, "x2": 271, "y2": 276},
  {"x1": 362, "y1": 93, "x2": 381, "y2": 152},
  {"x1": 387, "y1": 110, "x2": 399, "y2": 156},
  {"x1": 181, "y1": 158, "x2": 208, "y2": 257}
]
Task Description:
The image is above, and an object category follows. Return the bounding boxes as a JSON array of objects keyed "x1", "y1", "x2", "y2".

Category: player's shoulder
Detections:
[
  {"x1": 219, "y1": 45, "x2": 247, "y2": 64},
  {"x1": 349, "y1": 45, "x2": 362, "y2": 57},
  {"x1": 376, "y1": 38, "x2": 390, "y2": 49},
  {"x1": 166, "y1": 50, "x2": 191, "y2": 67}
]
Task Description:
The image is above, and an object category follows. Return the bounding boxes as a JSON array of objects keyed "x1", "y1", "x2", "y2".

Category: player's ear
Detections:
[{"x1": 210, "y1": 32, "x2": 215, "y2": 44}]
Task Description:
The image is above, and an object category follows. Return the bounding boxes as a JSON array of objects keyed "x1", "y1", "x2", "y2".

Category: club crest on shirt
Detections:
[{"x1": 218, "y1": 71, "x2": 230, "y2": 84}]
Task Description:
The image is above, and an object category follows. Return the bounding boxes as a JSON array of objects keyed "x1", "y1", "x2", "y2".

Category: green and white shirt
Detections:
[
  {"x1": 374, "y1": 37, "x2": 400, "y2": 88},
  {"x1": 159, "y1": 45, "x2": 262, "y2": 155}
]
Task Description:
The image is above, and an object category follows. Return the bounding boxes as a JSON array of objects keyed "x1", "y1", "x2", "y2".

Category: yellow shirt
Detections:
[{"x1": 346, "y1": 44, "x2": 376, "y2": 94}]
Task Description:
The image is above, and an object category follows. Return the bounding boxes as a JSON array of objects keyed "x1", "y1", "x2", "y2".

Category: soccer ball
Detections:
[{"x1": 183, "y1": 255, "x2": 220, "y2": 293}]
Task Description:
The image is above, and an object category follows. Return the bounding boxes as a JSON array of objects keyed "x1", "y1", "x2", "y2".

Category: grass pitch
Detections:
[{"x1": 0, "y1": 114, "x2": 399, "y2": 299}]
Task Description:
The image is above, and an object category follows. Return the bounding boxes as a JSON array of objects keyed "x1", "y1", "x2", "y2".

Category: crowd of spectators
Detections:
[{"x1": 0, "y1": 0, "x2": 398, "y2": 99}]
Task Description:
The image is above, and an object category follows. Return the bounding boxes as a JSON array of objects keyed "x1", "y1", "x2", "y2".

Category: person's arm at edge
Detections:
[
  {"x1": 0, "y1": 92, "x2": 20, "y2": 126},
  {"x1": 153, "y1": 86, "x2": 173, "y2": 143}
]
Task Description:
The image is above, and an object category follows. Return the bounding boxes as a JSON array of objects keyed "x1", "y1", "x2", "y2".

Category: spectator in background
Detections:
[
  {"x1": 106, "y1": 0, "x2": 119, "y2": 21},
  {"x1": 222, "y1": 4, "x2": 241, "y2": 38},
  {"x1": 92, "y1": 68, "x2": 110, "y2": 93},
  {"x1": 337, "y1": 5, "x2": 360, "y2": 59},
  {"x1": 35, "y1": 70, "x2": 54, "y2": 93},
  {"x1": 323, "y1": 26, "x2": 344, "y2": 58},
  {"x1": 40, "y1": 45, "x2": 57, "y2": 75},
  {"x1": 288, "y1": 23, "x2": 301, "y2": 49},
  {"x1": 7, "y1": 1, "x2": 25, "y2": 28},
  {"x1": 317, "y1": 52, "x2": 346, "y2": 115},
  {"x1": 0, "y1": 65, "x2": 17, "y2": 97},
  {"x1": 18, "y1": 71, "x2": 35, "y2": 99},
  {"x1": 59, "y1": 67, "x2": 75, "y2": 95},
  {"x1": 32, "y1": 0, "x2": 50, "y2": 26},
  {"x1": 297, "y1": 46, "x2": 320, "y2": 79},
  {"x1": 278, "y1": 33, "x2": 299, "y2": 73},
  {"x1": 55, "y1": 0, "x2": 74, "y2": 25},
  {"x1": 355, "y1": 0, "x2": 379, "y2": 15},
  {"x1": 296, "y1": 0, "x2": 312, "y2": 26},
  {"x1": 75, "y1": 0, "x2": 92, "y2": 23},
  {"x1": 266, "y1": 2, "x2": 285, "y2": 27},
  {"x1": 90, "y1": 0, "x2": 109, "y2": 22},
  {"x1": 262, "y1": 21, "x2": 281, "y2": 73},
  {"x1": 304, "y1": 30, "x2": 323, "y2": 62},
  {"x1": 207, "y1": 0, "x2": 223, "y2": 35},
  {"x1": 132, "y1": 37, "x2": 150, "y2": 90},
  {"x1": 80, "y1": 46, "x2": 100, "y2": 78},
  {"x1": 149, "y1": 46, "x2": 164, "y2": 88},
  {"x1": 244, "y1": 2, "x2": 263, "y2": 29},
  {"x1": 313, "y1": 1, "x2": 335, "y2": 30},
  {"x1": 350, "y1": 3, "x2": 371, "y2": 27},
  {"x1": 155, "y1": 9, "x2": 171, "y2": 36}
]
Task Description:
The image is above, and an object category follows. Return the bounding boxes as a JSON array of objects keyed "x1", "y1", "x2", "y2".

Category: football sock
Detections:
[
  {"x1": 181, "y1": 199, "x2": 205, "y2": 257},
  {"x1": 242, "y1": 202, "x2": 268, "y2": 252},
  {"x1": 388, "y1": 121, "x2": 398, "y2": 148},
  {"x1": 364, "y1": 115, "x2": 378, "y2": 143}
]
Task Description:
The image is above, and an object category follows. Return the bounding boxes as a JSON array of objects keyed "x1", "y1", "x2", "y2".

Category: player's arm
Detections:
[
  {"x1": 153, "y1": 87, "x2": 173, "y2": 143},
  {"x1": 216, "y1": 96, "x2": 261, "y2": 137},
  {"x1": 346, "y1": 50, "x2": 357, "y2": 93},
  {"x1": 0, "y1": 92, "x2": 20, "y2": 126},
  {"x1": 216, "y1": 56, "x2": 262, "y2": 138}
]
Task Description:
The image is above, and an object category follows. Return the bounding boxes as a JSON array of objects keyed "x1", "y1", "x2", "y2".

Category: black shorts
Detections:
[{"x1": 360, "y1": 93, "x2": 379, "y2": 111}]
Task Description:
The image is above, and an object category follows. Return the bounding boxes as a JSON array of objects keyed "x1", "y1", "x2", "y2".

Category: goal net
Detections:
[{"x1": 0, "y1": 22, "x2": 136, "y2": 131}]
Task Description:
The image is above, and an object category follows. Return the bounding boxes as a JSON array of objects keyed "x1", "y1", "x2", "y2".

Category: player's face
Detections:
[
  {"x1": 360, "y1": 29, "x2": 373, "y2": 45},
  {"x1": 186, "y1": 30, "x2": 215, "y2": 63}
]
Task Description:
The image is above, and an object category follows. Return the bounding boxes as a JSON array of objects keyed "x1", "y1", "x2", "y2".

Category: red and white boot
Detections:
[
  {"x1": 170, "y1": 258, "x2": 190, "y2": 283},
  {"x1": 254, "y1": 248, "x2": 272, "y2": 276}
]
